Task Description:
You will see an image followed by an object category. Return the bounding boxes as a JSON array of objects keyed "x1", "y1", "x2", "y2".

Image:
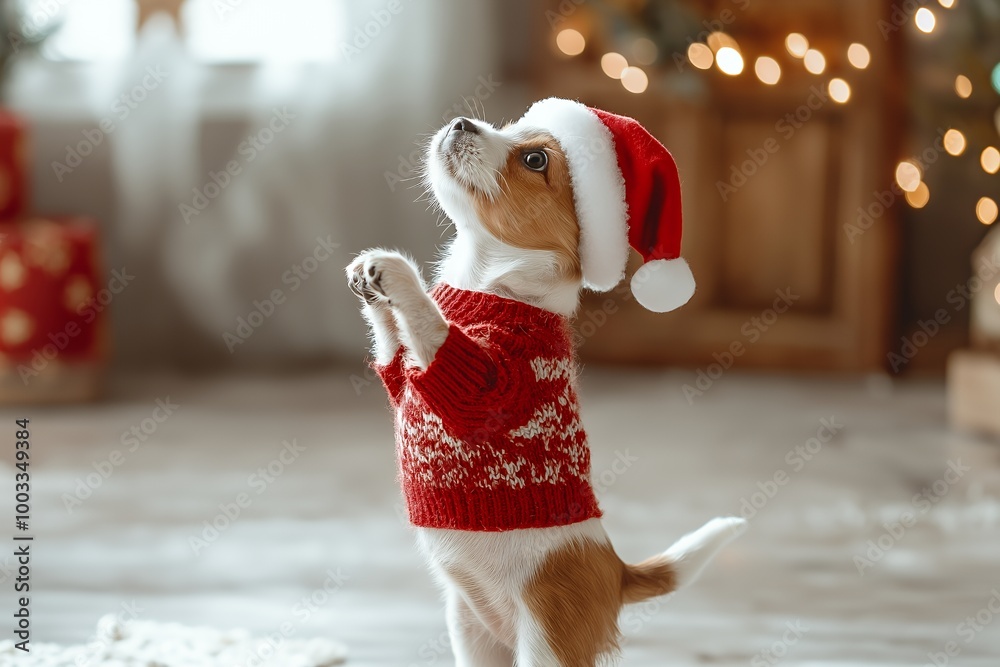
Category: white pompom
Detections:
[{"x1": 630, "y1": 258, "x2": 695, "y2": 312}]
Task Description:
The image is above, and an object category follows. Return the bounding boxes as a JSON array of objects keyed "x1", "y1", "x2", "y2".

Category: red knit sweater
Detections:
[{"x1": 374, "y1": 284, "x2": 602, "y2": 532}]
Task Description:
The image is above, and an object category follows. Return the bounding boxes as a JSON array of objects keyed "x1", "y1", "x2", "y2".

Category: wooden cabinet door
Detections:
[{"x1": 533, "y1": 0, "x2": 901, "y2": 371}]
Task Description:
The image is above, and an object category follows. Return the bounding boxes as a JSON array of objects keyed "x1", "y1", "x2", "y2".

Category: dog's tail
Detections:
[{"x1": 621, "y1": 517, "x2": 747, "y2": 604}]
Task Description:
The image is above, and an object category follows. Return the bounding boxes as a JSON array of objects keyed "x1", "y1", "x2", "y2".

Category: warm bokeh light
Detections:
[
  {"x1": 555, "y1": 29, "x2": 585, "y2": 56},
  {"x1": 687, "y1": 42, "x2": 714, "y2": 70},
  {"x1": 895, "y1": 161, "x2": 922, "y2": 193},
  {"x1": 905, "y1": 182, "x2": 930, "y2": 209},
  {"x1": 620, "y1": 66, "x2": 648, "y2": 94},
  {"x1": 828, "y1": 78, "x2": 851, "y2": 103},
  {"x1": 944, "y1": 129, "x2": 967, "y2": 156},
  {"x1": 601, "y1": 52, "x2": 628, "y2": 79},
  {"x1": 915, "y1": 8, "x2": 936, "y2": 33},
  {"x1": 785, "y1": 33, "x2": 809, "y2": 58},
  {"x1": 995, "y1": 283, "x2": 1000, "y2": 306},
  {"x1": 955, "y1": 75, "x2": 973, "y2": 98},
  {"x1": 847, "y1": 43, "x2": 871, "y2": 69},
  {"x1": 754, "y1": 56, "x2": 781, "y2": 85},
  {"x1": 981, "y1": 147, "x2": 1000, "y2": 174},
  {"x1": 716, "y1": 47, "x2": 744, "y2": 75},
  {"x1": 938, "y1": 0, "x2": 956, "y2": 8},
  {"x1": 632, "y1": 37, "x2": 658, "y2": 66},
  {"x1": 804, "y1": 49, "x2": 826, "y2": 74},
  {"x1": 978, "y1": 197, "x2": 999, "y2": 225},
  {"x1": 707, "y1": 31, "x2": 739, "y2": 53}
]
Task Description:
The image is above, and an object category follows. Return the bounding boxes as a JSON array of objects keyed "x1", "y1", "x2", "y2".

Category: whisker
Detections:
[{"x1": 494, "y1": 168, "x2": 510, "y2": 195}]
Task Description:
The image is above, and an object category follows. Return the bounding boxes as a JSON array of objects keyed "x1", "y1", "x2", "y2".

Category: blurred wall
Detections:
[
  {"x1": 7, "y1": 0, "x2": 534, "y2": 371},
  {"x1": 896, "y1": 4, "x2": 1000, "y2": 370}
]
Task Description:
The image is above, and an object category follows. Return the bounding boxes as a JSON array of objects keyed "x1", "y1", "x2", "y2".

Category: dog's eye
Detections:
[{"x1": 522, "y1": 151, "x2": 548, "y2": 172}]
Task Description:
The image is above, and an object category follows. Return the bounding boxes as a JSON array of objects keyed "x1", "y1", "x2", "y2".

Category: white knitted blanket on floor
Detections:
[{"x1": 0, "y1": 614, "x2": 348, "y2": 666}]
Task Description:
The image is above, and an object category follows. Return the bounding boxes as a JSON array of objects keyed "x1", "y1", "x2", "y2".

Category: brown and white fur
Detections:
[{"x1": 347, "y1": 115, "x2": 746, "y2": 666}]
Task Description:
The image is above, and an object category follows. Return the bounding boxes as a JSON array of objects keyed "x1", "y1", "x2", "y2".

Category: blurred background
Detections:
[
  {"x1": 2, "y1": 0, "x2": 1000, "y2": 377},
  {"x1": 2, "y1": 0, "x2": 1000, "y2": 664}
]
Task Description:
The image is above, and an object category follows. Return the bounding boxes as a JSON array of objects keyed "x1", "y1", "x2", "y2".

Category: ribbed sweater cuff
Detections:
[
  {"x1": 372, "y1": 349, "x2": 405, "y2": 407},
  {"x1": 407, "y1": 325, "x2": 499, "y2": 426}
]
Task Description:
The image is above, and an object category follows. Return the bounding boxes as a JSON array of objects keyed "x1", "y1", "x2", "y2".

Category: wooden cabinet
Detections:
[{"x1": 531, "y1": 0, "x2": 902, "y2": 371}]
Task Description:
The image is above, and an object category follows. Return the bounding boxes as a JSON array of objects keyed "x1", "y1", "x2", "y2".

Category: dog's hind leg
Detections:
[
  {"x1": 446, "y1": 589, "x2": 515, "y2": 667},
  {"x1": 518, "y1": 539, "x2": 624, "y2": 666}
]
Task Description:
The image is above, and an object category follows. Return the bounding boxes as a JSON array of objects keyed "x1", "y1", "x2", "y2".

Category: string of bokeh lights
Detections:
[{"x1": 554, "y1": 0, "x2": 999, "y2": 232}]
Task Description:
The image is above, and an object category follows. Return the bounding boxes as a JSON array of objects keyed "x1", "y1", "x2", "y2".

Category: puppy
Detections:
[{"x1": 347, "y1": 100, "x2": 745, "y2": 666}]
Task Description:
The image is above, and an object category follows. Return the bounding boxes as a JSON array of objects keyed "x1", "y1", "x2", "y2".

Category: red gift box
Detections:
[
  {"x1": 0, "y1": 110, "x2": 27, "y2": 220},
  {"x1": 0, "y1": 217, "x2": 107, "y2": 402}
]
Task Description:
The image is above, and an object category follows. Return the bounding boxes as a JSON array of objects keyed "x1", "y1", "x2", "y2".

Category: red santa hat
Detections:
[{"x1": 519, "y1": 98, "x2": 695, "y2": 313}]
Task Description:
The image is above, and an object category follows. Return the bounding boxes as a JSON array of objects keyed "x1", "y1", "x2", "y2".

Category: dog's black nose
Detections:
[{"x1": 451, "y1": 117, "x2": 478, "y2": 134}]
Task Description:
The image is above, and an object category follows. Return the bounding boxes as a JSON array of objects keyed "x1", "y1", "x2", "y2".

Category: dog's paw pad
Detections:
[
  {"x1": 347, "y1": 253, "x2": 388, "y2": 304},
  {"x1": 362, "y1": 259, "x2": 387, "y2": 297},
  {"x1": 347, "y1": 250, "x2": 421, "y2": 306}
]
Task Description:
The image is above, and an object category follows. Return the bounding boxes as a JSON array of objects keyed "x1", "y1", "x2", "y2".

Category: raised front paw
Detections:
[
  {"x1": 346, "y1": 249, "x2": 423, "y2": 306},
  {"x1": 347, "y1": 255, "x2": 381, "y2": 305}
]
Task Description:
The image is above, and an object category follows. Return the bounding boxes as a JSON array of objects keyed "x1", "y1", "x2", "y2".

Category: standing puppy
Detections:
[{"x1": 347, "y1": 98, "x2": 746, "y2": 666}]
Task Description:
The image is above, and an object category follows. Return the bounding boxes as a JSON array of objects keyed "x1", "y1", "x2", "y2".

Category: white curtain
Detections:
[{"x1": 6, "y1": 0, "x2": 500, "y2": 367}]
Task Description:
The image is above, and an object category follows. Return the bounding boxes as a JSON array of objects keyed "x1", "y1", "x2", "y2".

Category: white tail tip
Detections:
[{"x1": 665, "y1": 517, "x2": 747, "y2": 589}]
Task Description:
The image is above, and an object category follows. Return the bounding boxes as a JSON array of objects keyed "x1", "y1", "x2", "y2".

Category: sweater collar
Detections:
[{"x1": 431, "y1": 284, "x2": 568, "y2": 329}]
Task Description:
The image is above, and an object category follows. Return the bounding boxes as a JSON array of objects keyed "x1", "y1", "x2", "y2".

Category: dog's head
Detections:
[
  {"x1": 425, "y1": 116, "x2": 582, "y2": 283},
  {"x1": 424, "y1": 99, "x2": 696, "y2": 315}
]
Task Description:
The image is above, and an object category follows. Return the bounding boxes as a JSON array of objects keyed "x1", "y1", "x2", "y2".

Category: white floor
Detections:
[{"x1": 4, "y1": 368, "x2": 1000, "y2": 665}]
